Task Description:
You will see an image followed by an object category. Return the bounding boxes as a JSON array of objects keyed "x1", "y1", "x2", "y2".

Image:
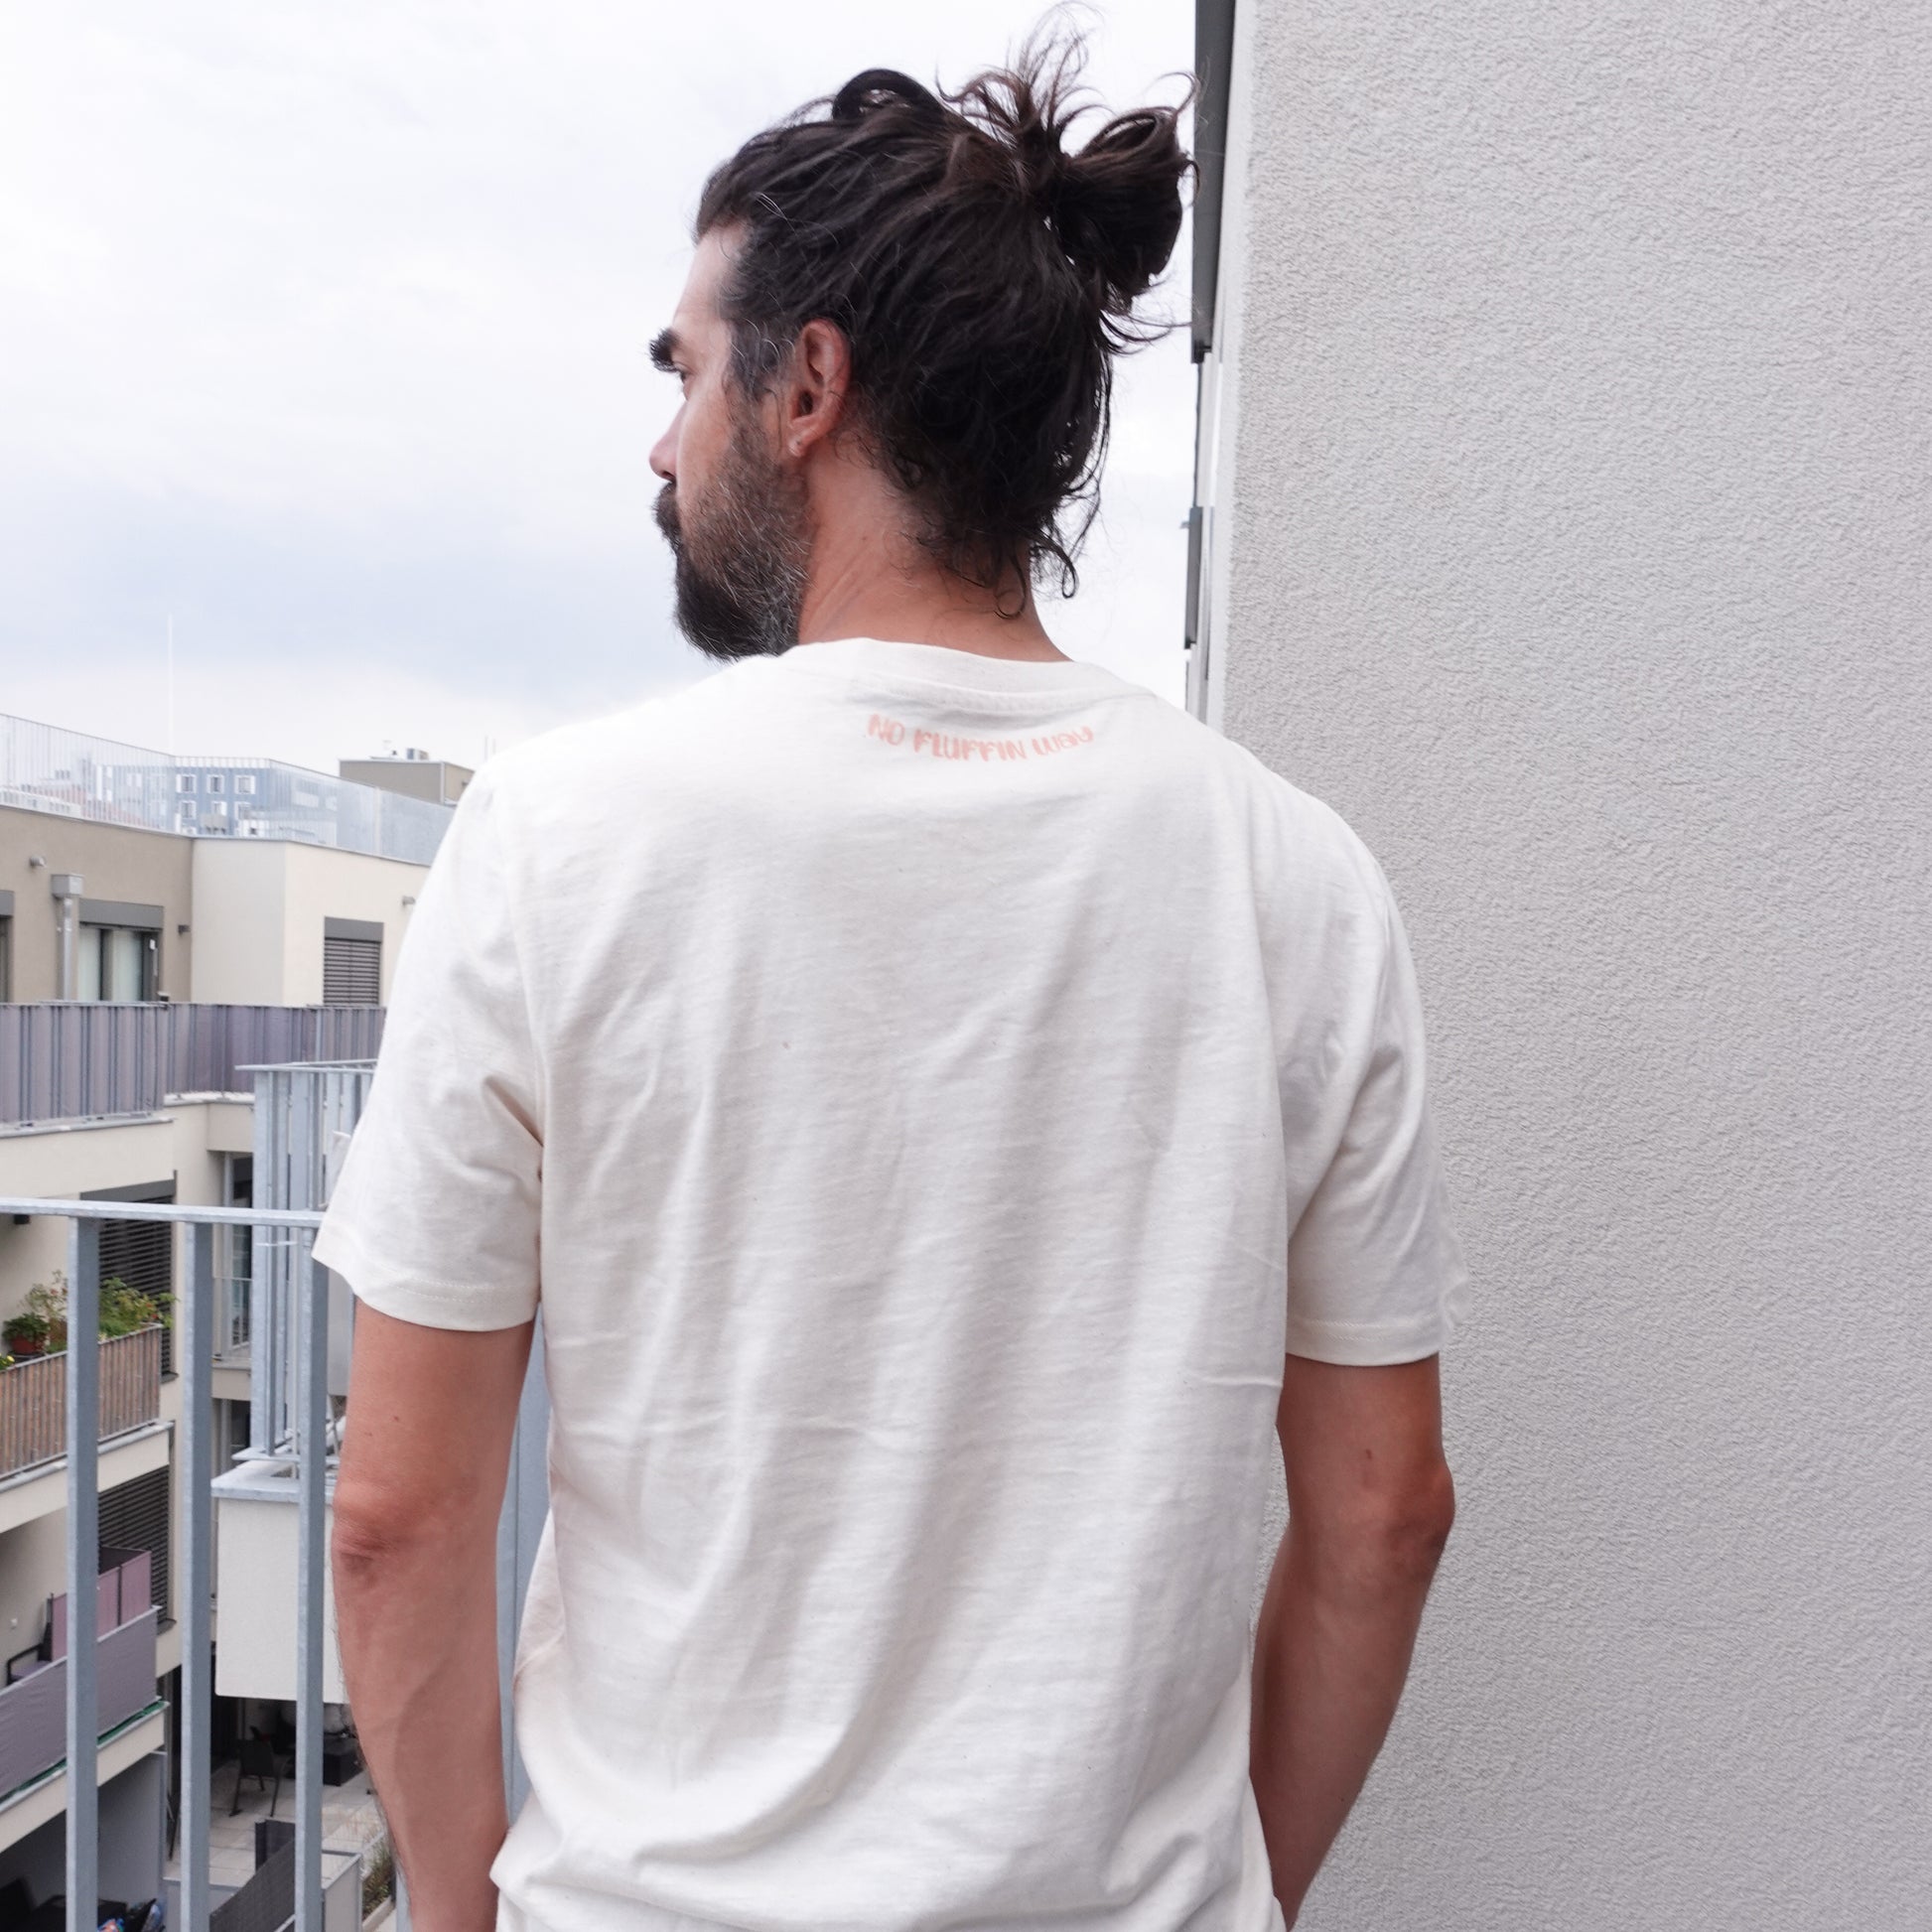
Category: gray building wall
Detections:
[
  {"x1": 339, "y1": 755, "x2": 472, "y2": 806},
  {"x1": 0, "y1": 809, "x2": 195, "y2": 1002},
  {"x1": 1204, "y1": 3, "x2": 1931, "y2": 1927}
]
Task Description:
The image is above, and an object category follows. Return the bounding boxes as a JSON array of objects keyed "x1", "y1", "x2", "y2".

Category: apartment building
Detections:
[
  {"x1": 0, "y1": 710, "x2": 458, "y2": 1918},
  {"x1": 0, "y1": 715, "x2": 468, "y2": 1008}
]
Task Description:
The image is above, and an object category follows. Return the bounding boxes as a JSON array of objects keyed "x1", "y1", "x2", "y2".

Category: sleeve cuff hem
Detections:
[
  {"x1": 312, "y1": 1226, "x2": 538, "y2": 1332},
  {"x1": 1282, "y1": 1305, "x2": 1458, "y2": 1367}
]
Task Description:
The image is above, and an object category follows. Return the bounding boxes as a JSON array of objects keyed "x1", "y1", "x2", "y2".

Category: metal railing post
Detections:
[
  {"x1": 180, "y1": 1222, "x2": 214, "y2": 1932},
  {"x1": 249, "y1": 1068, "x2": 284, "y2": 1453},
  {"x1": 294, "y1": 1234, "x2": 329, "y2": 1932},
  {"x1": 65, "y1": 1216, "x2": 101, "y2": 1932},
  {"x1": 496, "y1": 1416, "x2": 519, "y2": 1800}
]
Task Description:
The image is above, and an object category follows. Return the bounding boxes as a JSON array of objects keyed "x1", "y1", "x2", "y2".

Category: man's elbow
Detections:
[
  {"x1": 331, "y1": 1504, "x2": 412, "y2": 1588},
  {"x1": 1304, "y1": 1459, "x2": 1456, "y2": 1596},
  {"x1": 1390, "y1": 1458, "x2": 1456, "y2": 1574},
  {"x1": 331, "y1": 1486, "x2": 472, "y2": 1587}
]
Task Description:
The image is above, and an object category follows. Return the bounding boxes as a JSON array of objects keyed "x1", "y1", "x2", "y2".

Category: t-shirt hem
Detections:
[
  {"x1": 1281, "y1": 1304, "x2": 1456, "y2": 1367},
  {"x1": 312, "y1": 1224, "x2": 539, "y2": 1332}
]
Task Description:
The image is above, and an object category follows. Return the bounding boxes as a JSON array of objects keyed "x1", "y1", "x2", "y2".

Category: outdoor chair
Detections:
[{"x1": 229, "y1": 1729, "x2": 285, "y2": 1816}]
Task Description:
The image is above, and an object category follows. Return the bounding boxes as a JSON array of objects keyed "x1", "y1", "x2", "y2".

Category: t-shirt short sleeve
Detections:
[
  {"x1": 1284, "y1": 865, "x2": 1469, "y2": 1367},
  {"x1": 311, "y1": 767, "x2": 543, "y2": 1331}
]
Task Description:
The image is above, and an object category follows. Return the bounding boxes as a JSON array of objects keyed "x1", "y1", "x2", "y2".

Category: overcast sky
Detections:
[{"x1": 0, "y1": 2, "x2": 1195, "y2": 778}]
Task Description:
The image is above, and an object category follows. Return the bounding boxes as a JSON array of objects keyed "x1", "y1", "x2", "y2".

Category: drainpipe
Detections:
[{"x1": 50, "y1": 873, "x2": 83, "y2": 999}]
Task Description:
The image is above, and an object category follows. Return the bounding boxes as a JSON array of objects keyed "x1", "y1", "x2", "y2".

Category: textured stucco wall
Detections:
[{"x1": 1212, "y1": 4, "x2": 1932, "y2": 1927}]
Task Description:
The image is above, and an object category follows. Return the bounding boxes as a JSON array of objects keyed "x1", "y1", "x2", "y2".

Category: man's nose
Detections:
[{"x1": 649, "y1": 420, "x2": 677, "y2": 483}]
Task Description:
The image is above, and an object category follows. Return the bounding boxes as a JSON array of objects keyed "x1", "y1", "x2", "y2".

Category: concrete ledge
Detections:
[{"x1": 0, "y1": 1419, "x2": 172, "y2": 1536}]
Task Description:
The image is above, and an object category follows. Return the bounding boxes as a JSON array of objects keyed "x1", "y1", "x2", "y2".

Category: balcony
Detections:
[
  {"x1": 1, "y1": 1556, "x2": 163, "y2": 1810},
  {"x1": 0, "y1": 1328, "x2": 163, "y2": 1482},
  {"x1": 0, "y1": 1002, "x2": 385, "y2": 1131},
  {"x1": 0, "y1": 1188, "x2": 552, "y2": 1932}
]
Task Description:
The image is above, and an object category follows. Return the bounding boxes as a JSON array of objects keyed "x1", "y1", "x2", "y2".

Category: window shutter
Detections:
[
  {"x1": 100, "y1": 1465, "x2": 171, "y2": 1620},
  {"x1": 323, "y1": 934, "x2": 381, "y2": 1004},
  {"x1": 100, "y1": 1208, "x2": 174, "y2": 1377}
]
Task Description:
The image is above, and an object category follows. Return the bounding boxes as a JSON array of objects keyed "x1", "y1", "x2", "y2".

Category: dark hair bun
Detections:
[
  {"x1": 951, "y1": 36, "x2": 1192, "y2": 328},
  {"x1": 1044, "y1": 108, "x2": 1190, "y2": 314}
]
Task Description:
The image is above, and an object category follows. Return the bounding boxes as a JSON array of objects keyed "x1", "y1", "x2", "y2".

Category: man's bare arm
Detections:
[
  {"x1": 332, "y1": 1303, "x2": 534, "y2": 1932},
  {"x1": 1251, "y1": 1352, "x2": 1455, "y2": 1925}
]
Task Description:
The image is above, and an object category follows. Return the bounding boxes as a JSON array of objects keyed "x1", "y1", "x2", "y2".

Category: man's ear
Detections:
[{"x1": 782, "y1": 318, "x2": 854, "y2": 459}]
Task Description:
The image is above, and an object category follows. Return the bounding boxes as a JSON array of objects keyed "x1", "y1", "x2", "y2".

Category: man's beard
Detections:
[{"x1": 653, "y1": 410, "x2": 810, "y2": 662}]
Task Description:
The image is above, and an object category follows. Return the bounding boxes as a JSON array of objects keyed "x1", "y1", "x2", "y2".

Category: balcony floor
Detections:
[{"x1": 173, "y1": 1756, "x2": 386, "y2": 1894}]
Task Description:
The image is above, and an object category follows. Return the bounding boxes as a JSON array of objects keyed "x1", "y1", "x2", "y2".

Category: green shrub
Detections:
[
  {"x1": 361, "y1": 1835, "x2": 396, "y2": 1915},
  {"x1": 99, "y1": 1276, "x2": 171, "y2": 1337},
  {"x1": 7, "y1": 1270, "x2": 173, "y2": 1351}
]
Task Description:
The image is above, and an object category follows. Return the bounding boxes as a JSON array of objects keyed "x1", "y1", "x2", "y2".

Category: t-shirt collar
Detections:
[{"x1": 771, "y1": 635, "x2": 1131, "y2": 699}]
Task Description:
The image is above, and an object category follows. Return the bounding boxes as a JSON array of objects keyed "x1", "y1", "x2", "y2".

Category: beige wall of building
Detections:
[
  {"x1": 190, "y1": 839, "x2": 425, "y2": 1006},
  {"x1": 0, "y1": 1511, "x2": 68, "y2": 1662},
  {"x1": 2, "y1": 806, "x2": 428, "y2": 1010},
  {"x1": 0, "y1": 809, "x2": 195, "y2": 1002},
  {"x1": 0, "y1": 1109, "x2": 227, "y2": 1323}
]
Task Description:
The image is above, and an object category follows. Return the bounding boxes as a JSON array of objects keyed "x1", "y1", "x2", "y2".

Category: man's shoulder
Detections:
[{"x1": 1167, "y1": 716, "x2": 1393, "y2": 912}]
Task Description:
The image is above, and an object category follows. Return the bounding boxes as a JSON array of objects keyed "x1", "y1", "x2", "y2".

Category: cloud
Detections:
[{"x1": 0, "y1": 1, "x2": 1196, "y2": 765}]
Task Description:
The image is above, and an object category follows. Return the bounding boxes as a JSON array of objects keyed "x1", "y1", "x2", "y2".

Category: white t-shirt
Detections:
[{"x1": 312, "y1": 635, "x2": 1467, "y2": 1932}]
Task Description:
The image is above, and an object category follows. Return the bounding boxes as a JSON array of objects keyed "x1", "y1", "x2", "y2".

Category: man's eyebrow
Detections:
[{"x1": 648, "y1": 328, "x2": 682, "y2": 372}]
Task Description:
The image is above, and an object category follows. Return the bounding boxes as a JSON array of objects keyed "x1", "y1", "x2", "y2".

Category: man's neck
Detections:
[{"x1": 790, "y1": 498, "x2": 1068, "y2": 663}]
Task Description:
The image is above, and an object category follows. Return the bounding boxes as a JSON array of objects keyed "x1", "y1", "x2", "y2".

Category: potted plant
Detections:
[
  {"x1": 2, "y1": 1271, "x2": 173, "y2": 1360},
  {"x1": 2, "y1": 1311, "x2": 50, "y2": 1358},
  {"x1": 22, "y1": 1275, "x2": 69, "y2": 1353}
]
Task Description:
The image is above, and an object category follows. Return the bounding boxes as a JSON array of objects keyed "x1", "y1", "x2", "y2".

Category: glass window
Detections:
[
  {"x1": 206, "y1": 771, "x2": 225, "y2": 793},
  {"x1": 176, "y1": 772, "x2": 197, "y2": 792},
  {"x1": 79, "y1": 924, "x2": 159, "y2": 1001}
]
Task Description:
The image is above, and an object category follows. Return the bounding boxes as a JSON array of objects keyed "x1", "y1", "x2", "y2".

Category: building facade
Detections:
[
  {"x1": 0, "y1": 710, "x2": 452, "y2": 1909},
  {"x1": 0, "y1": 714, "x2": 451, "y2": 1007},
  {"x1": 1190, "y1": 2, "x2": 1932, "y2": 1926}
]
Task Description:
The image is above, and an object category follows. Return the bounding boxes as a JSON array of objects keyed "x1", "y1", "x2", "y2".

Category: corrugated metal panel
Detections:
[
  {"x1": 0, "y1": 1002, "x2": 387, "y2": 1126},
  {"x1": 322, "y1": 934, "x2": 381, "y2": 1006}
]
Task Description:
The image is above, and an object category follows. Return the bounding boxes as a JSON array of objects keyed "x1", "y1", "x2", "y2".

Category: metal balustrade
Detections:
[
  {"x1": 0, "y1": 1325, "x2": 163, "y2": 1479},
  {"x1": 0, "y1": 1193, "x2": 550, "y2": 1932},
  {"x1": 0, "y1": 1003, "x2": 386, "y2": 1129},
  {"x1": 0, "y1": 712, "x2": 454, "y2": 865}
]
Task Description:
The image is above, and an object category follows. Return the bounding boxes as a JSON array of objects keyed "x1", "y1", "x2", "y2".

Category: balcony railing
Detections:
[
  {"x1": 0, "y1": 1192, "x2": 551, "y2": 1932},
  {"x1": 0, "y1": 1608, "x2": 163, "y2": 1805},
  {"x1": 0, "y1": 711, "x2": 454, "y2": 864},
  {"x1": 0, "y1": 1003, "x2": 385, "y2": 1128},
  {"x1": 0, "y1": 1325, "x2": 163, "y2": 1480}
]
